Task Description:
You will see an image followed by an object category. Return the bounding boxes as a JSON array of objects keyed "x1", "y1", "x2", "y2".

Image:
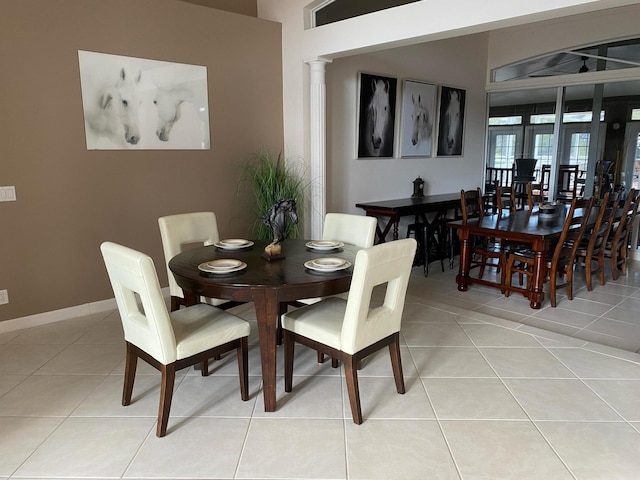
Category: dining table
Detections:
[
  {"x1": 448, "y1": 206, "x2": 594, "y2": 309},
  {"x1": 168, "y1": 238, "x2": 360, "y2": 412},
  {"x1": 356, "y1": 192, "x2": 461, "y2": 243}
]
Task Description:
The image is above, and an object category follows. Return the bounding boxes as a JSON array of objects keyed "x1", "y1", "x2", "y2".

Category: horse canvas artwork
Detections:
[
  {"x1": 436, "y1": 86, "x2": 466, "y2": 156},
  {"x1": 357, "y1": 73, "x2": 397, "y2": 158},
  {"x1": 400, "y1": 80, "x2": 436, "y2": 157},
  {"x1": 78, "y1": 50, "x2": 210, "y2": 150}
]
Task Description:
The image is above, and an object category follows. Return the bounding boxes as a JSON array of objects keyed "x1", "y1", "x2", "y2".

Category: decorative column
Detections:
[{"x1": 307, "y1": 58, "x2": 331, "y2": 239}]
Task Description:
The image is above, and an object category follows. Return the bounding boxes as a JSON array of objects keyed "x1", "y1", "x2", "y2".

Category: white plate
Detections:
[
  {"x1": 304, "y1": 257, "x2": 351, "y2": 272},
  {"x1": 214, "y1": 239, "x2": 254, "y2": 250},
  {"x1": 198, "y1": 259, "x2": 247, "y2": 274},
  {"x1": 306, "y1": 240, "x2": 344, "y2": 251}
]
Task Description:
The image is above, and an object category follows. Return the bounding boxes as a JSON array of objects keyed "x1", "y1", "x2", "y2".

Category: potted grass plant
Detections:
[{"x1": 239, "y1": 149, "x2": 310, "y2": 240}]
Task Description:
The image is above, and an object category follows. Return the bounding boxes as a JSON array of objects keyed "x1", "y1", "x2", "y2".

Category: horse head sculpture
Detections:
[{"x1": 262, "y1": 198, "x2": 298, "y2": 250}]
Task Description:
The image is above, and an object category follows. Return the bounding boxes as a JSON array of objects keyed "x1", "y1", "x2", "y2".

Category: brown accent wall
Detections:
[
  {"x1": 0, "y1": 0, "x2": 283, "y2": 322},
  {"x1": 178, "y1": 0, "x2": 257, "y2": 17}
]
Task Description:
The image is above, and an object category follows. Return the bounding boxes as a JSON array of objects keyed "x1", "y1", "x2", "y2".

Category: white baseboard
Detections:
[{"x1": 0, "y1": 287, "x2": 170, "y2": 335}]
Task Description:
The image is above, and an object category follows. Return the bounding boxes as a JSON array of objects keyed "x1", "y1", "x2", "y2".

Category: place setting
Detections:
[
  {"x1": 305, "y1": 240, "x2": 344, "y2": 251},
  {"x1": 304, "y1": 256, "x2": 351, "y2": 273},
  {"x1": 198, "y1": 258, "x2": 247, "y2": 275},
  {"x1": 213, "y1": 238, "x2": 254, "y2": 251}
]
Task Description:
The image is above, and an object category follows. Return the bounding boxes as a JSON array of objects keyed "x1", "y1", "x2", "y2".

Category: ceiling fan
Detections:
[{"x1": 578, "y1": 56, "x2": 589, "y2": 73}]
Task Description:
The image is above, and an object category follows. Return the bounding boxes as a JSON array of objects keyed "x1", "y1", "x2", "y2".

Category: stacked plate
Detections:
[
  {"x1": 305, "y1": 240, "x2": 344, "y2": 251},
  {"x1": 214, "y1": 239, "x2": 254, "y2": 250},
  {"x1": 304, "y1": 257, "x2": 351, "y2": 272},
  {"x1": 198, "y1": 259, "x2": 247, "y2": 274}
]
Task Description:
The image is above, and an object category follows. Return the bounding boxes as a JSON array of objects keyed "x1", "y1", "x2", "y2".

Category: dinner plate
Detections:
[
  {"x1": 198, "y1": 259, "x2": 247, "y2": 274},
  {"x1": 305, "y1": 240, "x2": 344, "y2": 251},
  {"x1": 214, "y1": 239, "x2": 254, "y2": 250},
  {"x1": 304, "y1": 257, "x2": 351, "y2": 272}
]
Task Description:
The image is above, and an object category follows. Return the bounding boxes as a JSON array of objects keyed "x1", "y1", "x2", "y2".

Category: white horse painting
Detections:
[
  {"x1": 400, "y1": 80, "x2": 435, "y2": 157},
  {"x1": 78, "y1": 50, "x2": 210, "y2": 150},
  {"x1": 358, "y1": 74, "x2": 396, "y2": 158},
  {"x1": 81, "y1": 66, "x2": 142, "y2": 148},
  {"x1": 437, "y1": 86, "x2": 465, "y2": 156},
  {"x1": 153, "y1": 80, "x2": 208, "y2": 144}
]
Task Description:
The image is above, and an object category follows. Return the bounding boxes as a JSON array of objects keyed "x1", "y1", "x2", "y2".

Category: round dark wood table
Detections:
[{"x1": 169, "y1": 239, "x2": 359, "y2": 412}]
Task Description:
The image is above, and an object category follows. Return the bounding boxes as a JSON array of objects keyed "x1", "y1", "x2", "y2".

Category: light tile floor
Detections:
[{"x1": 1, "y1": 261, "x2": 640, "y2": 479}]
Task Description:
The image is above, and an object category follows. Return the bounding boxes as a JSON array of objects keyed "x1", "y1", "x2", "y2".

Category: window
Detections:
[
  {"x1": 530, "y1": 111, "x2": 605, "y2": 124},
  {"x1": 533, "y1": 133, "x2": 554, "y2": 167},
  {"x1": 568, "y1": 133, "x2": 590, "y2": 171},
  {"x1": 487, "y1": 126, "x2": 523, "y2": 168},
  {"x1": 488, "y1": 116, "x2": 522, "y2": 126}
]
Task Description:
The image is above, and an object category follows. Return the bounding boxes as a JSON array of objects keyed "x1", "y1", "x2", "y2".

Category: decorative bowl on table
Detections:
[{"x1": 538, "y1": 201, "x2": 563, "y2": 219}]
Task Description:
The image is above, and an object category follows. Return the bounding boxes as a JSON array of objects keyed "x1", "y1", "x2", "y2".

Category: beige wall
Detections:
[
  {"x1": 0, "y1": 0, "x2": 283, "y2": 323},
  {"x1": 178, "y1": 0, "x2": 257, "y2": 17}
]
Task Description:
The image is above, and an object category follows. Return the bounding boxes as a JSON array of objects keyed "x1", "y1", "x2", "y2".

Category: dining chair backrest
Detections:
[
  {"x1": 101, "y1": 241, "x2": 177, "y2": 364},
  {"x1": 496, "y1": 183, "x2": 517, "y2": 214},
  {"x1": 158, "y1": 212, "x2": 220, "y2": 302},
  {"x1": 342, "y1": 238, "x2": 416, "y2": 354},
  {"x1": 527, "y1": 182, "x2": 543, "y2": 210},
  {"x1": 551, "y1": 196, "x2": 593, "y2": 267},
  {"x1": 540, "y1": 165, "x2": 551, "y2": 199},
  {"x1": 322, "y1": 213, "x2": 377, "y2": 248},
  {"x1": 460, "y1": 188, "x2": 484, "y2": 222},
  {"x1": 589, "y1": 192, "x2": 618, "y2": 254},
  {"x1": 611, "y1": 188, "x2": 639, "y2": 248},
  {"x1": 556, "y1": 165, "x2": 579, "y2": 202}
]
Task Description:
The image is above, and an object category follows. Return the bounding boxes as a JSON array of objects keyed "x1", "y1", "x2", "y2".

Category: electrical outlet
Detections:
[
  {"x1": 0, "y1": 289, "x2": 8, "y2": 305},
  {"x1": 0, "y1": 186, "x2": 16, "y2": 202}
]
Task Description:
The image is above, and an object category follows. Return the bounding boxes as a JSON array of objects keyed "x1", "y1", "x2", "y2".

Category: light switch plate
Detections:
[{"x1": 0, "y1": 186, "x2": 16, "y2": 202}]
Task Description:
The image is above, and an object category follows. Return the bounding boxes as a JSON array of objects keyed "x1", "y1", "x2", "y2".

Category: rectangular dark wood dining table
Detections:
[
  {"x1": 448, "y1": 207, "x2": 593, "y2": 309},
  {"x1": 168, "y1": 239, "x2": 360, "y2": 412},
  {"x1": 356, "y1": 193, "x2": 461, "y2": 243}
]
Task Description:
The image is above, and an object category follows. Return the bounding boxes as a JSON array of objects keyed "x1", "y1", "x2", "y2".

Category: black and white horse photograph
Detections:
[
  {"x1": 78, "y1": 50, "x2": 210, "y2": 150},
  {"x1": 436, "y1": 85, "x2": 466, "y2": 156},
  {"x1": 357, "y1": 73, "x2": 397, "y2": 158},
  {"x1": 400, "y1": 79, "x2": 436, "y2": 157}
]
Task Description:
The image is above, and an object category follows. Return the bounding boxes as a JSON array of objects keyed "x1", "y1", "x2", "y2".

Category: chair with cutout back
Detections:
[
  {"x1": 100, "y1": 241, "x2": 250, "y2": 437},
  {"x1": 281, "y1": 238, "x2": 416, "y2": 424}
]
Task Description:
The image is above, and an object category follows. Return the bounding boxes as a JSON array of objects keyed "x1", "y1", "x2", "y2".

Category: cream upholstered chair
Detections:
[
  {"x1": 158, "y1": 212, "x2": 234, "y2": 311},
  {"x1": 100, "y1": 242, "x2": 250, "y2": 437},
  {"x1": 308, "y1": 212, "x2": 377, "y2": 365},
  {"x1": 322, "y1": 213, "x2": 377, "y2": 248},
  {"x1": 282, "y1": 238, "x2": 416, "y2": 424}
]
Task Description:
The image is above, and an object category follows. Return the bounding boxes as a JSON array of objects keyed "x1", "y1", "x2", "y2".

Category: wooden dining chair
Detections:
[
  {"x1": 100, "y1": 242, "x2": 250, "y2": 437},
  {"x1": 604, "y1": 188, "x2": 639, "y2": 280},
  {"x1": 460, "y1": 188, "x2": 504, "y2": 279},
  {"x1": 503, "y1": 196, "x2": 593, "y2": 307},
  {"x1": 575, "y1": 192, "x2": 618, "y2": 290},
  {"x1": 281, "y1": 238, "x2": 416, "y2": 424}
]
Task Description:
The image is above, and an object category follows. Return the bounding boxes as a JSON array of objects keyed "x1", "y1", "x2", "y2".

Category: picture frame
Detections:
[
  {"x1": 399, "y1": 79, "x2": 436, "y2": 157},
  {"x1": 357, "y1": 72, "x2": 397, "y2": 158},
  {"x1": 436, "y1": 85, "x2": 466, "y2": 156},
  {"x1": 78, "y1": 50, "x2": 210, "y2": 150}
]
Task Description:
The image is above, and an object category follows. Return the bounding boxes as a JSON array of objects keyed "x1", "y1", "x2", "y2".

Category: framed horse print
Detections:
[
  {"x1": 436, "y1": 85, "x2": 466, "y2": 156},
  {"x1": 357, "y1": 72, "x2": 397, "y2": 158},
  {"x1": 399, "y1": 80, "x2": 436, "y2": 157},
  {"x1": 78, "y1": 50, "x2": 210, "y2": 150}
]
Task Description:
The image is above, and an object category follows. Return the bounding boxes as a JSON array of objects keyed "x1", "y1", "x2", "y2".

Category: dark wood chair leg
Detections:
[
  {"x1": 317, "y1": 351, "x2": 325, "y2": 363},
  {"x1": 237, "y1": 337, "x2": 249, "y2": 401},
  {"x1": 157, "y1": 363, "x2": 176, "y2": 437},
  {"x1": 331, "y1": 358, "x2": 339, "y2": 368},
  {"x1": 388, "y1": 334, "x2": 405, "y2": 394},
  {"x1": 122, "y1": 342, "x2": 137, "y2": 406},
  {"x1": 284, "y1": 331, "x2": 295, "y2": 393},
  {"x1": 343, "y1": 355, "x2": 363, "y2": 424},
  {"x1": 200, "y1": 359, "x2": 209, "y2": 376}
]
